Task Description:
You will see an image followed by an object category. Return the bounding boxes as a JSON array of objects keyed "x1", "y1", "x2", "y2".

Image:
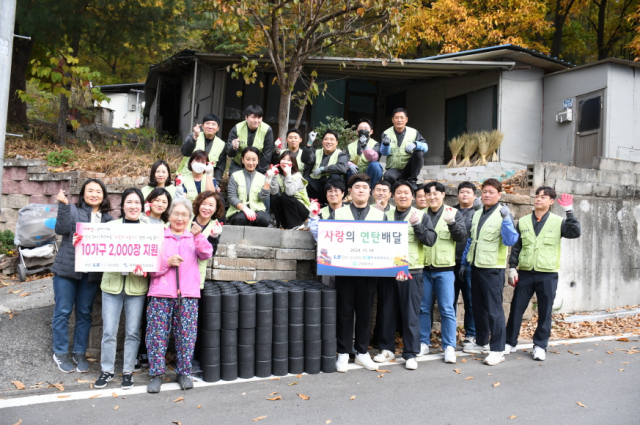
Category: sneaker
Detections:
[
  {"x1": 121, "y1": 373, "x2": 134, "y2": 389},
  {"x1": 53, "y1": 353, "x2": 75, "y2": 373},
  {"x1": 373, "y1": 349, "x2": 395, "y2": 363},
  {"x1": 177, "y1": 375, "x2": 193, "y2": 390},
  {"x1": 138, "y1": 354, "x2": 149, "y2": 368},
  {"x1": 72, "y1": 353, "x2": 89, "y2": 373},
  {"x1": 147, "y1": 375, "x2": 163, "y2": 393},
  {"x1": 462, "y1": 337, "x2": 476, "y2": 348},
  {"x1": 405, "y1": 358, "x2": 418, "y2": 370},
  {"x1": 94, "y1": 371, "x2": 115, "y2": 388},
  {"x1": 417, "y1": 343, "x2": 430, "y2": 357},
  {"x1": 484, "y1": 351, "x2": 505, "y2": 366},
  {"x1": 532, "y1": 345, "x2": 546, "y2": 361},
  {"x1": 336, "y1": 353, "x2": 349, "y2": 373},
  {"x1": 504, "y1": 344, "x2": 517, "y2": 354},
  {"x1": 355, "y1": 352, "x2": 377, "y2": 371},
  {"x1": 463, "y1": 343, "x2": 490, "y2": 354},
  {"x1": 444, "y1": 346, "x2": 457, "y2": 363}
]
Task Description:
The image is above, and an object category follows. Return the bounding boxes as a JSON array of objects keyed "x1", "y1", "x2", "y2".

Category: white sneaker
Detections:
[
  {"x1": 405, "y1": 358, "x2": 418, "y2": 370},
  {"x1": 463, "y1": 343, "x2": 490, "y2": 354},
  {"x1": 336, "y1": 353, "x2": 349, "y2": 372},
  {"x1": 444, "y1": 346, "x2": 457, "y2": 363},
  {"x1": 354, "y1": 352, "x2": 377, "y2": 371},
  {"x1": 532, "y1": 345, "x2": 546, "y2": 361},
  {"x1": 373, "y1": 349, "x2": 395, "y2": 363},
  {"x1": 484, "y1": 351, "x2": 505, "y2": 366},
  {"x1": 504, "y1": 344, "x2": 516, "y2": 354},
  {"x1": 462, "y1": 337, "x2": 476, "y2": 348},
  {"x1": 417, "y1": 343, "x2": 430, "y2": 357}
]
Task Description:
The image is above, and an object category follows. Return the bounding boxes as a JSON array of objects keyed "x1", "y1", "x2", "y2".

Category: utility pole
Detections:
[{"x1": 0, "y1": 0, "x2": 18, "y2": 209}]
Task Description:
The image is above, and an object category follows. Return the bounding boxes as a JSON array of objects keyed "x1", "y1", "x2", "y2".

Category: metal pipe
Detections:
[
  {"x1": 13, "y1": 34, "x2": 30, "y2": 40},
  {"x1": 189, "y1": 57, "x2": 198, "y2": 129},
  {"x1": 6, "y1": 133, "x2": 22, "y2": 137}
]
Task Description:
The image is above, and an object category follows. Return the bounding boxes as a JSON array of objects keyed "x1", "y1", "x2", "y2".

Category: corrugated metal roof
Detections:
[{"x1": 546, "y1": 57, "x2": 640, "y2": 76}]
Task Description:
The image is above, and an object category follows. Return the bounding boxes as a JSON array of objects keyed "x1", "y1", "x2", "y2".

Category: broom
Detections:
[
  {"x1": 458, "y1": 133, "x2": 478, "y2": 168},
  {"x1": 487, "y1": 130, "x2": 504, "y2": 162},
  {"x1": 446, "y1": 135, "x2": 465, "y2": 168},
  {"x1": 475, "y1": 131, "x2": 490, "y2": 166}
]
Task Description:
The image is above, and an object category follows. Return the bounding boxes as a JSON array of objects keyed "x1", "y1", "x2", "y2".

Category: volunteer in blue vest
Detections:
[
  {"x1": 460, "y1": 178, "x2": 519, "y2": 366},
  {"x1": 179, "y1": 114, "x2": 227, "y2": 184},
  {"x1": 452, "y1": 182, "x2": 482, "y2": 348},
  {"x1": 416, "y1": 182, "x2": 467, "y2": 363},
  {"x1": 226, "y1": 146, "x2": 271, "y2": 227},
  {"x1": 301, "y1": 130, "x2": 349, "y2": 206},
  {"x1": 281, "y1": 128, "x2": 313, "y2": 176},
  {"x1": 504, "y1": 187, "x2": 580, "y2": 361},
  {"x1": 380, "y1": 108, "x2": 428, "y2": 189},
  {"x1": 345, "y1": 119, "x2": 383, "y2": 187},
  {"x1": 373, "y1": 180, "x2": 437, "y2": 370},
  {"x1": 175, "y1": 150, "x2": 217, "y2": 202},
  {"x1": 226, "y1": 105, "x2": 275, "y2": 175},
  {"x1": 269, "y1": 151, "x2": 311, "y2": 229},
  {"x1": 141, "y1": 160, "x2": 177, "y2": 199}
]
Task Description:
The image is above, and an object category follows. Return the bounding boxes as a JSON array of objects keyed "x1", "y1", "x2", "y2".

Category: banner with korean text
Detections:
[
  {"x1": 316, "y1": 220, "x2": 409, "y2": 277},
  {"x1": 75, "y1": 223, "x2": 165, "y2": 273}
]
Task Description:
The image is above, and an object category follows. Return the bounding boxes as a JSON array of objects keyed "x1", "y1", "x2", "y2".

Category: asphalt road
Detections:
[{"x1": 2, "y1": 335, "x2": 639, "y2": 425}]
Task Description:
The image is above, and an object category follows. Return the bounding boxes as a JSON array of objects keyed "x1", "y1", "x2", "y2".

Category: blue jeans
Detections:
[
  {"x1": 366, "y1": 162, "x2": 383, "y2": 188},
  {"x1": 454, "y1": 264, "x2": 475, "y2": 338},
  {"x1": 101, "y1": 289, "x2": 146, "y2": 374},
  {"x1": 420, "y1": 270, "x2": 457, "y2": 349},
  {"x1": 52, "y1": 274, "x2": 100, "y2": 355}
]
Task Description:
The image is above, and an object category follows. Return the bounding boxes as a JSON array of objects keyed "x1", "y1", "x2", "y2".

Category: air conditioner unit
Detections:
[
  {"x1": 129, "y1": 104, "x2": 137, "y2": 112},
  {"x1": 556, "y1": 108, "x2": 572, "y2": 123}
]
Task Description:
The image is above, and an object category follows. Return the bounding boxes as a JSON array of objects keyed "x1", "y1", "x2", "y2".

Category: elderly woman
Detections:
[{"x1": 146, "y1": 198, "x2": 213, "y2": 393}]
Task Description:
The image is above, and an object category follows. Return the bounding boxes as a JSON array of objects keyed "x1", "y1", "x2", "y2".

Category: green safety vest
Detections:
[
  {"x1": 283, "y1": 149, "x2": 305, "y2": 173},
  {"x1": 467, "y1": 207, "x2": 509, "y2": 269},
  {"x1": 232, "y1": 121, "x2": 270, "y2": 166},
  {"x1": 275, "y1": 173, "x2": 310, "y2": 209},
  {"x1": 177, "y1": 133, "x2": 225, "y2": 175},
  {"x1": 188, "y1": 219, "x2": 219, "y2": 288},
  {"x1": 226, "y1": 170, "x2": 267, "y2": 218},
  {"x1": 310, "y1": 148, "x2": 341, "y2": 180},
  {"x1": 335, "y1": 205, "x2": 385, "y2": 221},
  {"x1": 182, "y1": 175, "x2": 201, "y2": 202},
  {"x1": 141, "y1": 184, "x2": 176, "y2": 201},
  {"x1": 386, "y1": 207, "x2": 424, "y2": 270},
  {"x1": 347, "y1": 139, "x2": 378, "y2": 169},
  {"x1": 423, "y1": 207, "x2": 457, "y2": 268},
  {"x1": 320, "y1": 204, "x2": 342, "y2": 219},
  {"x1": 517, "y1": 212, "x2": 563, "y2": 273},
  {"x1": 383, "y1": 127, "x2": 417, "y2": 170}
]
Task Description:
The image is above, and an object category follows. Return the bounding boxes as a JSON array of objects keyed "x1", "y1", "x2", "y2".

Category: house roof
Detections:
[
  {"x1": 546, "y1": 57, "x2": 640, "y2": 76},
  {"x1": 97, "y1": 83, "x2": 145, "y2": 93}
]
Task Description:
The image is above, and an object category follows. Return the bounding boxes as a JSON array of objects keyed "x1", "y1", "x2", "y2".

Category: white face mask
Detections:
[{"x1": 191, "y1": 162, "x2": 206, "y2": 174}]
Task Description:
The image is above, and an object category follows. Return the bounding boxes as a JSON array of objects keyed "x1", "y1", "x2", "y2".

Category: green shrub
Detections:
[
  {"x1": 313, "y1": 116, "x2": 357, "y2": 151},
  {"x1": 47, "y1": 149, "x2": 77, "y2": 166},
  {"x1": 0, "y1": 230, "x2": 16, "y2": 256}
]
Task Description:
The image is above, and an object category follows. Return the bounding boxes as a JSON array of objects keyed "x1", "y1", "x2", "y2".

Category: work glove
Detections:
[
  {"x1": 363, "y1": 148, "x2": 379, "y2": 162},
  {"x1": 381, "y1": 133, "x2": 391, "y2": 146},
  {"x1": 265, "y1": 164, "x2": 279, "y2": 180},
  {"x1": 405, "y1": 143, "x2": 416, "y2": 154},
  {"x1": 211, "y1": 222, "x2": 223, "y2": 238},
  {"x1": 72, "y1": 233, "x2": 83, "y2": 247},
  {"x1": 395, "y1": 270, "x2": 413, "y2": 281},
  {"x1": 144, "y1": 202, "x2": 151, "y2": 217},
  {"x1": 348, "y1": 162, "x2": 358, "y2": 175},
  {"x1": 312, "y1": 167, "x2": 324, "y2": 177},
  {"x1": 175, "y1": 174, "x2": 183, "y2": 187},
  {"x1": 442, "y1": 207, "x2": 456, "y2": 224},
  {"x1": 508, "y1": 268, "x2": 518, "y2": 287},
  {"x1": 373, "y1": 199, "x2": 385, "y2": 211},
  {"x1": 281, "y1": 164, "x2": 291, "y2": 176},
  {"x1": 133, "y1": 265, "x2": 147, "y2": 277},
  {"x1": 409, "y1": 209, "x2": 420, "y2": 225},
  {"x1": 242, "y1": 207, "x2": 257, "y2": 222},
  {"x1": 274, "y1": 137, "x2": 283, "y2": 152},
  {"x1": 309, "y1": 199, "x2": 321, "y2": 219},
  {"x1": 205, "y1": 162, "x2": 214, "y2": 176},
  {"x1": 358, "y1": 130, "x2": 369, "y2": 149},
  {"x1": 472, "y1": 197, "x2": 482, "y2": 211},
  {"x1": 192, "y1": 123, "x2": 202, "y2": 140},
  {"x1": 500, "y1": 203, "x2": 511, "y2": 220},
  {"x1": 458, "y1": 265, "x2": 466, "y2": 281},
  {"x1": 307, "y1": 131, "x2": 317, "y2": 146},
  {"x1": 557, "y1": 193, "x2": 574, "y2": 212},
  {"x1": 232, "y1": 138, "x2": 240, "y2": 150}
]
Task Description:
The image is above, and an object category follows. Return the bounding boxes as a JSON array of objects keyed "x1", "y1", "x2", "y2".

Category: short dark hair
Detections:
[
  {"x1": 357, "y1": 118, "x2": 373, "y2": 129},
  {"x1": 120, "y1": 187, "x2": 145, "y2": 220},
  {"x1": 145, "y1": 187, "x2": 172, "y2": 223},
  {"x1": 324, "y1": 179, "x2": 346, "y2": 194},
  {"x1": 322, "y1": 129, "x2": 340, "y2": 141},
  {"x1": 286, "y1": 128, "x2": 302, "y2": 138},
  {"x1": 392, "y1": 108, "x2": 408, "y2": 117},
  {"x1": 482, "y1": 178, "x2": 503, "y2": 193},
  {"x1": 424, "y1": 181, "x2": 446, "y2": 194},
  {"x1": 347, "y1": 173, "x2": 370, "y2": 189},
  {"x1": 278, "y1": 151, "x2": 300, "y2": 175},
  {"x1": 392, "y1": 180, "x2": 415, "y2": 197},
  {"x1": 149, "y1": 160, "x2": 171, "y2": 187},
  {"x1": 535, "y1": 186, "x2": 557, "y2": 199},
  {"x1": 193, "y1": 190, "x2": 225, "y2": 220},
  {"x1": 77, "y1": 178, "x2": 111, "y2": 214},
  {"x1": 202, "y1": 114, "x2": 220, "y2": 126},
  {"x1": 458, "y1": 181, "x2": 477, "y2": 193},
  {"x1": 244, "y1": 105, "x2": 264, "y2": 118},
  {"x1": 373, "y1": 180, "x2": 392, "y2": 191},
  {"x1": 241, "y1": 146, "x2": 261, "y2": 163},
  {"x1": 415, "y1": 183, "x2": 425, "y2": 196},
  {"x1": 187, "y1": 150, "x2": 208, "y2": 172}
]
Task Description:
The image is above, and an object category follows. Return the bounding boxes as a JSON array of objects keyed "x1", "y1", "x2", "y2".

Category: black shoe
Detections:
[
  {"x1": 121, "y1": 373, "x2": 134, "y2": 389},
  {"x1": 147, "y1": 375, "x2": 163, "y2": 393},
  {"x1": 133, "y1": 360, "x2": 141, "y2": 373},
  {"x1": 94, "y1": 371, "x2": 115, "y2": 388},
  {"x1": 177, "y1": 375, "x2": 193, "y2": 390},
  {"x1": 138, "y1": 354, "x2": 149, "y2": 368},
  {"x1": 72, "y1": 353, "x2": 90, "y2": 373},
  {"x1": 53, "y1": 353, "x2": 75, "y2": 373}
]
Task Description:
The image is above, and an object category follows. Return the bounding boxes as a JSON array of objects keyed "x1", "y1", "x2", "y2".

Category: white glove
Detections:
[
  {"x1": 211, "y1": 222, "x2": 223, "y2": 238},
  {"x1": 192, "y1": 124, "x2": 202, "y2": 139},
  {"x1": 307, "y1": 131, "x2": 317, "y2": 146},
  {"x1": 232, "y1": 138, "x2": 240, "y2": 150},
  {"x1": 472, "y1": 197, "x2": 482, "y2": 210},
  {"x1": 557, "y1": 193, "x2": 573, "y2": 212},
  {"x1": 405, "y1": 143, "x2": 416, "y2": 154},
  {"x1": 243, "y1": 207, "x2": 257, "y2": 221},
  {"x1": 409, "y1": 209, "x2": 419, "y2": 225},
  {"x1": 265, "y1": 168, "x2": 277, "y2": 179},
  {"x1": 348, "y1": 162, "x2": 358, "y2": 174},
  {"x1": 275, "y1": 137, "x2": 283, "y2": 152},
  {"x1": 282, "y1": 165, "x2": 291, "y2": 176},
  {"x1": 381, "y1": 133, "x2": 391, "y2": 146},
  {"x1": 175, "y1": 174, "x2": 183, "y2": 187},
  {"x1": 205, "y1": 162, "x2": 214, "y2": 176},
  {"x1": 508, "y1": 268, "x2": 518, "y2": 287},
  {"x1": 500, "y1": 204, "x2": 511, "y2": 220},
  {"x1": 442, "y1": 207, "x2": 456, "y2": 224},
  {"x1": 312, "y1": 167, "x2": 324, "y2": 176},
  {"x1": 309, "y1": 199, "x2": 320, "y2": 218}
]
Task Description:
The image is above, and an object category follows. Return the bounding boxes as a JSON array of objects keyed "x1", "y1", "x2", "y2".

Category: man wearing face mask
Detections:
[
  {"x1": 346, "y1": 119, "x2": 383, "y2": 187},
  {"x1": 226, "y1": 105, "x2": 275, "y2": 175},
  {"x1": 179, "y1": 114, "x2": 227, "y2": 182},
  {"x1": 302, "y1": 130, "x2": 349, "y2": 205}
]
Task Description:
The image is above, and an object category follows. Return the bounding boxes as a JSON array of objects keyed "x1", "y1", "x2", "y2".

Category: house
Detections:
[{"x1": 96, "y1": 83, "x2": 145, "y2": 129}]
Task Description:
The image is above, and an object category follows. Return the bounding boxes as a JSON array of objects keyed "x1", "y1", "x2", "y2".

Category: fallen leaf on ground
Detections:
[
  {"x1": 488, "y1": 373, "x2": 492, "y2": 375},
  {"x1": 568, "y1": 351, "x2": 579, "y2": 355},
  {"x1": 606, "y1": 351, "x2": 614, "y2": 354},
  {"x1": 515, "y1": 357, "x2": 522, "y2": 359},
  {"x1": 289, "y1": 382, "x2": 298, "y2": 386},
  {"x1": 326, "y1": 421, "x2": 332, "y2": 424},
  {"x1": 377, "y1": 374, "x2": 384, "y2": 378},
  {"x1": 19, "y1": 292, "x2": 30, "y2": 297},
  {"x1": 389, "y1": 359, "x2": 397, "y2": 363},
  {"x1": 270, "y1": 377, "x2": 281, "y2": 381},
  {"x1": 619, "y1": 369, "x2": 625, "y2": 372},
  {"x1": 616, "y1": 338, "x2": 630, "y2": 342},
  {"x1": 623, "y1": 362, "x2": 629, "y2": 364},
  {"x1": 595, "y1": 361, "x2": 602, "y2": 363},
  {"x1": 12, "y1": 381, "x2": 25, "y2": 390},
  {"x1": 57, "y1": 395, "x2": 70, "y2": 398},
  {"x1": 268, "y1": 392, "x2": 278, "y2": 396},
  {"x1": 76, "y1": 379, "x2": 91, "y2": 383},
  {"x1": 197, "y1": 405, "x2": 201, "y2": 409},
  {"x1": 10, "y1": 289, "x2": 21, "y2": 294},
  {"x1": 376, "y1": 369, "x2": 391, "y2": 373},
  {"x1": 51, "y1": 383, "x2": 64, "y2": 392},
  {"x1": 13, "y1": 420, "x2": 22, "y2": 425},
  {"x1": 267, "y1": 396, "x2": 282, "y2": 401},
  {"x1": 350, "y1": 395, "x2": 356, "y2": 400},
  {"x1": 508, "y1": 416, "x2": 517, "y2": 419},
  {"x1": 453, "y1": 369, "x2": 461, "y2": 374},
  {"x1": 114, "y1": 406, "x2": 119, "y2": 410},
  {"x1": 461, "y1": 359, "x2": 467, "y2": 363},
  {"x1": 252, "y1": 416, "x2": 267, "y2": 422},
  {"x1": 493, "y1": 382, "x2": 500, "y2": 387},
  {"x1": 89, "y1": 394, "x2": 101, "y2": 399},
  {"x1": 297, "y1": 393, "x2": 310, "y2": 400},
  {"x1": 112, "y1": 392, "x2": 118, "y2": 398},
  {"x1": 577, "y1": 401, "x2": 587, "y2": 408},
  {"x1": 173, "y1": 397, "x2": 184, "y2": 403},
  {"x1": 172, "y1": 422, "x2": 181, "y2": 425},
  {"x1": 297, "y1": 374, "x2": 302, "y2": 378},
  {"x1": 465, "y1": 377, "x2": 474, "y2": 380}
]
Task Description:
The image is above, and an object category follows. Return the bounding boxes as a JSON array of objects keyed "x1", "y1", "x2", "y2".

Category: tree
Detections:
[
  {"x1": 198, "y1": 0, "x2": 403, "y2": 140},
  {"x1": 586, "y1": 0, "x2": 638, "y2": 59},
  {"x1": 629, "y1": 4, "x2": 640, "y2": 59},
  {"x1": 548, "y1": 0, "x2": 580, "y2": 57}
]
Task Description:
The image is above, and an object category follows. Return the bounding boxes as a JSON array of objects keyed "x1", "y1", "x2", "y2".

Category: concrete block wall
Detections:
[{"x1": 419, "y1": 161, "x2": 527, "y2": 183}]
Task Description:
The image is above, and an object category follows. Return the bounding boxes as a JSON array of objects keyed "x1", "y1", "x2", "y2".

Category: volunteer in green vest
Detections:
[
  {"x1": 505, "y1": 187, "x2": 580, "y2": 361},
  {"x1": 269, "y1": 151, "x2": 311, "y2": 229},
  {"x1": 281, "y1": 128, "x2": 313, "y2": 175},
  {"x1": 226, "y1": 105, "x2": 275, "y2": 175},
  {"x1": 373, "y1": 180, "x2": 437, "y2": 370},
  {"x1": 416, "y1": 182, "x2": 467, "y2": 364},
  {"x1": 175, "y1": 150, "x2": 217, "y2": 202},
  {"x1": 179, "y1": 114, "x2": 227, "y2": 183},
  {"x1": 226, "y1": 146, "x2": 271, "y2": 227},
  {"x1": 460, "y1": 178, "x2": 518, "y2": 366},
  {"x1": 144, "y1": 188, "x2": 172, "y2": 226},
  {"x1": 371, "y1": 179, "x2": 393, "y2": 212},
  {"x1": 345, "y1": 118, "x2": 383, "y2": 187},
  {"x1": 380, "y1": 108, "x2": 428, "y2": 190},
  {"x1": 302, "y1": 129, "x2": 349, "y2": 205},
  {"x1": 320, "y1": 179, "x2": 346, "y2": 219},
  {"x1": 190, "y1": 190, "x2": 225, "y2": 287},
  {"x1": 141, "y1": 160, "x2": 177, "y2": 200},
  {"x1": 95, "y1": 188, "x2": 151, "y2": 390}
]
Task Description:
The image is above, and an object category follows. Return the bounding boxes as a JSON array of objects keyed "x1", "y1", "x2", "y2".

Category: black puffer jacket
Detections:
[{"x1": 52, "y1": 201, "x2": 113, "y2": 282}]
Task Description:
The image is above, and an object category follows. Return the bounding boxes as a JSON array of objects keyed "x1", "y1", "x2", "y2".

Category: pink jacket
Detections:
[{"x1": 148, "y1": 228, "x2": 213, "y2": 299}]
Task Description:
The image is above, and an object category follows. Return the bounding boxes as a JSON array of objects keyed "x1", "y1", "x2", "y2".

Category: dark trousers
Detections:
[
  {"x1": 306, "y1": 174, "x2": 345, "y2": 206},
  {"x1": 454, "y1": 263, "x2": 476, "y2": 338},
  {"x1": 271, "y1": 193, "x2": 308, "y2": 229},
  {"x1": 228, "y1": 210, "x2": 270, "y2": 227},
  {"x1": 335, "y1": 276, "x2": 377, "y2": 355},
  {"x1": 382, "y1": 150, "x2": 424, "y2": 186},
  {"x1": 471, "y1": 266, "x2": 505, "y2": 352},
  {"x1": 505, "y1": 271, "x2": 558, "y2": 349},
  {"x1": 376, "y1": 272, "x2": 424, "y2": 359}
]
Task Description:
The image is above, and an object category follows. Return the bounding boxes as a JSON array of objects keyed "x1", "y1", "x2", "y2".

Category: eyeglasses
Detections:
[{"x1": 327, "y1": 189, "x2": 342, "y2": 195}]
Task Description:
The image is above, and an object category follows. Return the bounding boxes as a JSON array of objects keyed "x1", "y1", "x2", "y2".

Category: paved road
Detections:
[{"x1": 2, "y1": 335, "x2": 638, "y2": 425}]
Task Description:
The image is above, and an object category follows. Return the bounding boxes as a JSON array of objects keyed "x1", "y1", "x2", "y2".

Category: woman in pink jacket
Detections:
[{"x1": 146, "y1": 198, "x2": 213, "y2": 393}]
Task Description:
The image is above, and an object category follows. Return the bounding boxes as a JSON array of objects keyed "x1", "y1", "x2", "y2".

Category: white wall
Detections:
[
  {"x1": 97, "y1": 92, "x2": 142, "y2": 129},
  {"x1": 606, "y1": 64, "x2": 640, "y2": 161}
]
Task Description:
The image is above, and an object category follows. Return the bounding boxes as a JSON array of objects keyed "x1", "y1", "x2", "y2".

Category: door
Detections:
[
  {"x1": 444, "y1": 95, "x2": 467, "y2": 164},
  {"x1": 574, "y1": 90, "x2": 604, "y2": 168}
]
